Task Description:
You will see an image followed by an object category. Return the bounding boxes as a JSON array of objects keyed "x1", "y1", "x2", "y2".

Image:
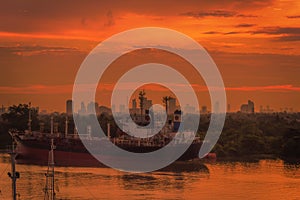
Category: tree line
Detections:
[{"x1": 0, "y1": 104, "x2": 299, "y2": 160}]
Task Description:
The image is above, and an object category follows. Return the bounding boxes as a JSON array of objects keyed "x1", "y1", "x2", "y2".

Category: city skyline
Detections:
[
  {"x1": 0, "y1": 0, "x2": 299, "y2": 113},
  {"x1": 0, "y1": 2, "x2": 299, "y2": 200},
  {"x1": 1, "y1": 97, "x2": 297, "y2": 115}
]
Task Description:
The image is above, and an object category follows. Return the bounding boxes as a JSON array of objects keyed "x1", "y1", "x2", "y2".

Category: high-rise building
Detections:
[
  {"x1": 95, "y1": 102, "x2": 99, "y2": 115},
  {"x1": 214, "y1": 101, "x2": 220, "y2": 113},
  {"x1": 132, "y1": 99, "x2": 137, "y2": 109},
  {"x1": 119, "y1": 104, "x2": 125, "y2": 113},
  {"x1": 201, "y1": 106, "x2": 207, "y2": 114},
  {"x1": 112, "y1": 104, "x2": 116, "y2": 113},
  {"x1": 0, "y1": 105, "x2": 6, "y2": 115},
  {"x1": 240, "y1": 100, "x2": 254, "y2": 113},
  {"x1": 184, "y1": 104, "x2": 195, "y2": 114},
  {"x1": 240, "y1": 104, "x2": 248, "y2": 113},
  {"x1": 87, "y1": 101, "x2": 99, "y2": 115},
  {"x1": 248, "y1": 100, "x2": 254, "y2": 113},
  {"x1": 168, "y1": 97, "x2": 176, "y2": 115},
  {"x1": 66, "y1": 100, "x2": 73, "y2": 116},
  {"x1": 78, "y1": 102, "x2": 86, "y2": 115}
]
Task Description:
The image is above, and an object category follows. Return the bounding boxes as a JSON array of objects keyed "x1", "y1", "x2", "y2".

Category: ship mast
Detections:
[
  {"x1": 7, "y1": 134, "x2": 20, "y2": 200},
  {"x1": 44, "y1": 116, "x2": 56, "y2": 200}
]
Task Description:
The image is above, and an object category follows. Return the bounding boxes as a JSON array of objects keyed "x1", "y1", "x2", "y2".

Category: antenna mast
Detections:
[
  {"x1": 7, "y1": 134, "x2": 20, "y2": 200},
  {"x1": 44, "y1": 116, "x2": 56, "y2": 200}
]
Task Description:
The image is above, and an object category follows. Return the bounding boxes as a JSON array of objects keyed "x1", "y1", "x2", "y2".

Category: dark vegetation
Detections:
[
  {"x1": 0, "y1": 104, "x2": 299, "y2": 160},
  {"x1": 205, "y1": 113, "x2": 300, "y2": 160}
]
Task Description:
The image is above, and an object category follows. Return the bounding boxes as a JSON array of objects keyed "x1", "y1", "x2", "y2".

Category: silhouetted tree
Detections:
[{"x1": 2, "y1": 104, "x2": 39, "y2": 131}]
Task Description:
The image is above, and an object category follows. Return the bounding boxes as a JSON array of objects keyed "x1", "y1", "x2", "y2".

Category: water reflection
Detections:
[
  {"x1": 283, "y1": 161, "x2": 300, "y2": 179},
  {"x1": 120, "y1": 162, "x2": 210, "y2": 192},
  {"x1": 0, "y1": 153, "x2": 299, "y2": 200}
]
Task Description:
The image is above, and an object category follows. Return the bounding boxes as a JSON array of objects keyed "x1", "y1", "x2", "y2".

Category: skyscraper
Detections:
[
  {"x1": 66, "y1": 100, "x2": 73, "y2": 116},
  {"x1": 119, "y1": 104, "x2": 125, "y2": 113},
  {"x1": 132, "y1": 98, "x2": 137, "y2": 109},
  {"x1": 248, "y1": 100, "x2": 254, "y2": 113},
  {"x1": 240, "y1": 100, "x2": 255, "y2": 113},
  {"x1": 87, "y1": 101, "x2": 99, "y2": 115},
  {"x1": 78, "y1": 102, "x2": 86, "y2": 115},
  {"x1": 201, "y1": 106, "x2": 207, "y2": 114}
]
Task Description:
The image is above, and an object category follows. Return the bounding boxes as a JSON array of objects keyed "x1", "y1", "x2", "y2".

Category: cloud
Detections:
[
  {"x1": 235, "y1": 23, "x2": 256, "y2": 28},
  {"x1": 180, "y1": 10, "x2": 236, "y2": 18},
  {"x1": 286, "y1": 15, "x2": 300, "y2": 19},
  {"x1": 251, "y1": 27, "x2": 300, "y2": 35},
  {"x1": 275, "y1": 35, "x2": 300, "y2": 42},
  {"x1": 180, "y1": 10, "x2": 257, "y2": 18},
  {"x1": 1, "y1": 84, "x2": 299, "y2": 95},
  {"x1": 104, "y1": 10, "x2": 115, "y2": 27},
  {"x1": 224, "y1": 31, "x2": 243, "y2": 35},
  {"x1": 226, "y1": 85, "x2": 300, "y2": 92},
  {"x1": 0, "y1": 45, "x2": 84, "y2": 56},
  {"x1": 203, "y1": 31, "x2": 222, "y2": 34},
  {"x1": 0, "y1": 0, "x2": 272, "y2": 37},
  {"x1": 202, "y1": 31, "x2": 245, "y2": 35},
  {"x1": 251, "y1": 26, "x2": 300, "y2": 41},
  {"x1": 236, "y1": 14, "x2": 258, "y2": 18},
  {"x1": 0, "y1": 85, "x2": 73, "y2": 94}
]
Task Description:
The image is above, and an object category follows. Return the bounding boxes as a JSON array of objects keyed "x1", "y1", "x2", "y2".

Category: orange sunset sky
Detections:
[{"x1": 0, "y1": 0, "x2": 299, "y2": 112}]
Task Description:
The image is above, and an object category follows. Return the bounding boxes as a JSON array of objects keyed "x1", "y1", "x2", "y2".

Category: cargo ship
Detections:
[
  {"x1": 12, "y1": 131, "x2": 202, "y2": 167},
  {"x1": 11, "y1": 112, "x2": 202, "y2": 167}
]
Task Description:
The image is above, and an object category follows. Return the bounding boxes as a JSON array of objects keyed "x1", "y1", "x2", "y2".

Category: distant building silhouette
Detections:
[
  {"x1": 168, "y1": 97, "x2": 176, "y2": 115},
  {"x1": 184, "y1": 104, "x2": 196, "y2": 114},
  {"x1": 201, "y1": 106, "x2": 207, "y2": 114},
  {"x1": 227, "y1": 104, "x2": 231, "y2": 113},
  {"x1": 78, "y1": 102, "x2": 86, "y2": 115},
  {"x1": 119, "y1": 104, "x2": 125, "y2": 113},
  {"x1": 87, "y1": 101, "x2": 99, "y2": 115},
  {"x1": 111, "y1": 104, "x2": 116, "y2": 113},
  {"x1": 0, "y1": 105, "x2": 6, "y2": 115},
  {"x1": 66, "y1": 100, "x2": 73, "y2": 116},
  {"x1": 132, "y1": 99, "x2": 137, "y2": 109},
  {"x1": 240, "y1": 100, "x2": 254, "y2": 113},
  {"x1": 214, "y1": 101, "x2": 220, "y2": 113},
  {"x1": 260, "y1": 105, "x2": 274, "y2": 113}
]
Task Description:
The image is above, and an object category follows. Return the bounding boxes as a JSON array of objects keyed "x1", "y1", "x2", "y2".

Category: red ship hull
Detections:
[
  {"x1": 15, "y1": 137, "x2": 203, "y2": 167},
  {"x1": 16, "y1": 143, "x2": 106, "y2": 167}
]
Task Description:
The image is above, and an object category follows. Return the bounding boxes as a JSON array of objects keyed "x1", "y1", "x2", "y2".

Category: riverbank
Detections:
[
  {"x1": 216, "y1": 154, "x2": 300, "y2": 164},
  {"x1": 216, "y1": 154, "x2": 278, "y2": 162}
]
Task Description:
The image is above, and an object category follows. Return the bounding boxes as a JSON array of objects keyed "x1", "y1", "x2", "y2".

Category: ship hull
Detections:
[
  {"x1": 15, "y1": 138, "x2": 202, "y2": 167},
  {"x1": 16, "y1": 143, "x2": 105, "y2": 167}
]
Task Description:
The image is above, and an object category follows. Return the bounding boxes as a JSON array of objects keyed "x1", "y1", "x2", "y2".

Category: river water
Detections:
[{"x1": 0, "y1": 154, "x2": 299, "y2": 200}]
